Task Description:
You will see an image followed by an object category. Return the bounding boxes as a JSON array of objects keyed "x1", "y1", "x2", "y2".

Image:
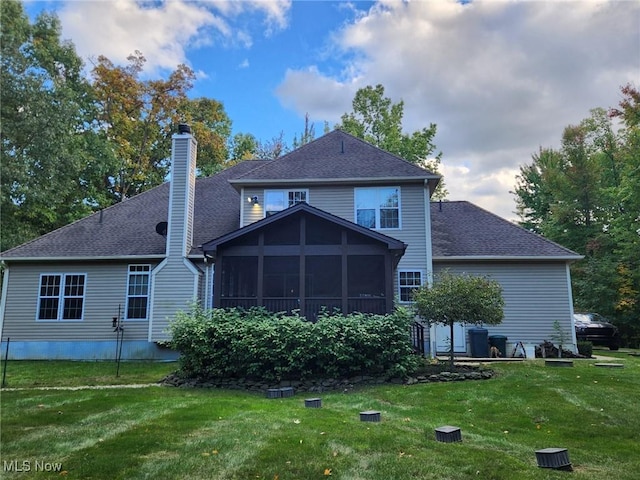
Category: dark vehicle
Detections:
[{"x1": 574, "y1": 313, "x2": 620, "y2": 350}]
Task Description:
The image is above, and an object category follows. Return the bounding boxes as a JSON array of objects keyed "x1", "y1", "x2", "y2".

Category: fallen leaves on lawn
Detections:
[{"x1": 324, "y1": 468, "x2": 332, "y2": 476}]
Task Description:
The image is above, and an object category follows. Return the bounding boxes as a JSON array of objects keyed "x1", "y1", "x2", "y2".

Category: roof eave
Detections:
[
  {"x1": 229, "y1": 175, "x2": 440, "y2": 187},
  {"x1": 432, "y1": 255, "x2": 584, "y2": 262},
  {"x1": 1, "y1": 254, "x2": 168, "y2": 262}
]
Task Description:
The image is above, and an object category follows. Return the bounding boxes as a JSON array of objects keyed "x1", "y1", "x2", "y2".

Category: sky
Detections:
[{"x1": 23, "y1": 0, "x2": 640, "y2": 221}]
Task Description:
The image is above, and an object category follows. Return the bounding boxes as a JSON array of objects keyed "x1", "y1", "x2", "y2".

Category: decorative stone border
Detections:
[{"x1": 161, "y1": 368, "x2": 494, "y2": 392}]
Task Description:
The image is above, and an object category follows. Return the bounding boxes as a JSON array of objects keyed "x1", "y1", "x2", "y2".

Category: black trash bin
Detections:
[
  {"x1": 469, "y1": 327, "x2": 489, "y2": 358},
  {"x1": 489, "y1": 335, "x2": 508, "y2": 358}
]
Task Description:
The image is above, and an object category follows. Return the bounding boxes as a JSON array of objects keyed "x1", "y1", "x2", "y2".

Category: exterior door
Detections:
[{"x1": 435, "y1": 323, "x2": 466, "y2": 353}]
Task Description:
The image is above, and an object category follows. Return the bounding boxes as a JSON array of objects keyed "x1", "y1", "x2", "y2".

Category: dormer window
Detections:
[
  {"x1": 265, "y1": 189, "x2": 308, "y2": 217},
  {"x1": 355, "y1": 187, "x2": 400, "y2": 229}
]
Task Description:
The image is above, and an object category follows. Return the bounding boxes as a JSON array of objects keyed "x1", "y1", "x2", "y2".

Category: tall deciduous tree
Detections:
[
  {"x1": 413, "y1": 271, "x2": 504, "y2": 367},
  {"x1": 228, "y1": 132, "x2": 259, "y2": 162},
  {"x1": 91, "y1": 52, "x2": 196, "y2": 200},
  {"x1": 1, "y1": 0, "x2": 111, "y2": 251},
  {"x1": 514, "y1": 88, "x2": 639, "y2": 346},
  {"x1": 337, "y1": 84, "x2": 447, "y2": 198},
  {"x1": 178, "y1": 97, "x2": 232, "y2": 176}
]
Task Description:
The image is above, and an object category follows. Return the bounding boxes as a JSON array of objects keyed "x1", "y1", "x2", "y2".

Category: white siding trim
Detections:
[
  {"x1": 423, "y1": 182, "x2": 434, "y2": 286},
  {"x1": 148, "y1": 258, "x2": 167, "y2": 341},
  {"x1": 0, "y1": 267, "x2": 9, "y2": 339},
  {"x1": 433, "y1": 256, "x2": 582, "y2": 261},
  {"x1": 240, "y1": 187, "x2": 246, "y2": 228},
  {"x1": 2, "y1": 255, "x2": 167, "y2": 262},
  {"x1": 566, "y1": 263, "x2": 579, "y2": 350}
]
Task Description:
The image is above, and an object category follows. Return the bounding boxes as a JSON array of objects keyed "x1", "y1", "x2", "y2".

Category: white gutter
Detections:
[{"x1": 432, "y1": 255, "x2": 583, "y2": 262}]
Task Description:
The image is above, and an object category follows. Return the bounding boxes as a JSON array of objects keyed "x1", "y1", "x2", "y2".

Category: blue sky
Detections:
[{"x1": 23, "y1": 0, "x2": 639, "y2": 221}]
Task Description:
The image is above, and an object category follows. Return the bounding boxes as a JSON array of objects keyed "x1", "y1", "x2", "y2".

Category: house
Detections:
[{"x1": 0, "y1": 127, "x2": 582, "y2": 360}]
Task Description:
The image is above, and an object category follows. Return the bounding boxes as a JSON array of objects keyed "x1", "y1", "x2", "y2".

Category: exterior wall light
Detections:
[{"x1": 247, "y1": 196, "x2": 259, "y2": 204}]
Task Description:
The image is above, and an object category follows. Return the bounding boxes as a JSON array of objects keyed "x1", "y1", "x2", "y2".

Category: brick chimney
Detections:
[{"x1": 166, "y1": 124, "x2": 197, "y2": 257}]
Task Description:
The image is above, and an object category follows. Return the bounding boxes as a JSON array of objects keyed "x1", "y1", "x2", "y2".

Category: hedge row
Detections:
[{"x1": 169, "y1": 306, "x2": 420, "y2": 382}]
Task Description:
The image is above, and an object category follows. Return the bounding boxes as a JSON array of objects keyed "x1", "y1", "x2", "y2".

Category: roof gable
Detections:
[
  {"x1": 201, "y1": 202, "x2": 407, "y2": 258},
  {"x1": 230, "y1": 130, "x2": 440, "y2": 187}
]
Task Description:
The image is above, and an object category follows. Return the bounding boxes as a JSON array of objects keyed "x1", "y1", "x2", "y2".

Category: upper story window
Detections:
[
  {"x1": 126, "y1": 265, "x2": 150, "y2": 320},
  {"x1": 265, "y1": 189, "x2": 308, "y2": 217},
  {"x1": 398, "y1": 271, "x2": 423, "y2": 302},
  {"x1": 37, "y1": 274, "x2": 86, "y2": 321},
  {"x1": 355, "y1": 187, "x2": 400, "y2": 229}
]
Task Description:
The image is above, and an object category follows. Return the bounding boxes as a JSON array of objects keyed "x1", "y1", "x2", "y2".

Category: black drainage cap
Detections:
[
  {"x1": 435, "y1": 426, "x2": 462, "y2": 443},
  {"x1": 266, "y1": 388, "x2": 282, "y2": 399},
  {"x1": 279, "y1": 387, "x2": 295, "y2": 398},
  {"x1": 305, "y1": 398, "x2": 322, "y2": 408},
  {"x1": 535, "y1": 448, "x2": 572, "y2": 470},
  {"x1": 360, "y1": 410, "x2": 381, "y2": 422}
]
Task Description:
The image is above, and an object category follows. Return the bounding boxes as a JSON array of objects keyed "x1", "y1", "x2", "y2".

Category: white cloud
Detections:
[
  {"x1": 57, "y1": 0, "x2": 292, "y2": 75},
  {"x1": 275, "y1": 0, "x2": 639, "y2": 220},
  {"x1": 58, "y1": 0, "x2": 222, "y2": 74}
]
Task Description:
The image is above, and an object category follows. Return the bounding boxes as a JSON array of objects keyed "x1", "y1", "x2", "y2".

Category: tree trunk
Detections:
[{"x1": 449, "y1": 321, "x2": 455, "y2": 368}]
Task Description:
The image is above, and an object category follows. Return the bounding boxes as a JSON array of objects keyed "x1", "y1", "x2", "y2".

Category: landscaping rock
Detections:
[{"x1": 160, "y1": 365, "x2": 494, "y2": 392}]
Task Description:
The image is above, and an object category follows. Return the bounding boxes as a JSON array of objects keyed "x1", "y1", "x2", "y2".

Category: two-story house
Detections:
[{"x1": 0, "y1": 127, "x2": 581, "y2": 360}]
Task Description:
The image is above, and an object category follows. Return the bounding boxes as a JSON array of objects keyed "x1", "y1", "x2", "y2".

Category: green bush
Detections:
[
  {"x1": 577, "y1": 340, "x2": 593, "y2": 358},
  {"x1": 169, "y1": 305, "x2": 420, "y2": 382}
]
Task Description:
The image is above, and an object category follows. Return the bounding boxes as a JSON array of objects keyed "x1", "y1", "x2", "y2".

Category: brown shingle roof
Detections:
[
  {"x1": 430, "y1": 201, "x2": 581, "y2": 259},
  {"x1": 1, "y1": 161, "x2": 265, "y2": 259},
  {"x1": 230, "y1": 130, "x2": 441, "y2": 187},
  {"x1": 1, "y1": 155, "x2": 579, "y2": 261}
]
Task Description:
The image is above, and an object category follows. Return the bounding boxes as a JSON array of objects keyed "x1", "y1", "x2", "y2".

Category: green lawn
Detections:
[{"x1": 1, "y1": 351, "x2": 639, "y2": 479}]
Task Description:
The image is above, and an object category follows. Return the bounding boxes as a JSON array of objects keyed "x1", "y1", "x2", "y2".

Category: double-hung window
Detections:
[
  {"x1": 126, "y1": 265, "x2": 150, "y2": 319},
  {"x1": 398, "y1": 271, "x2": 423, "y2": 302},
  {"x1": 265, "y1": 189, "x2": 308, "y2": 216},
  {"x1": 355, "y1": 187, "x2": 400, "y2": 229},
  {"x1": 37, "y1": 274, "x2": 86, "y2": 321}
]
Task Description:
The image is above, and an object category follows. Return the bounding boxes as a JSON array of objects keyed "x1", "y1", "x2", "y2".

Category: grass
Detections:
[{"x1": 1, "y1": 349, "x2": 639, "y2": 479}]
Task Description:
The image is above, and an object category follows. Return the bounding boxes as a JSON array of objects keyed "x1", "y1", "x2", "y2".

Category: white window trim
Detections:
[
  {"x1": 125, "y1": 264, "x2": 151, "y2": 321},
  {"x1": 397, "y1": 270, "x2": 424, "y2": 303},
  {"x1": 264, "y1": 189, "x2": 309, "y2": 217},
  {"x1": 36, "y1": 273, "x2": 86, "y2": 322},
  {"x1": 354, "y1": 186, "x2": 402, "y2": 230}
]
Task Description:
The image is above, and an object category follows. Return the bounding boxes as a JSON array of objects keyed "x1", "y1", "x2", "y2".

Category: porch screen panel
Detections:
[
  {"x1": 348, "y1": 255, "x2": 385, "y2": 297},
  {"x1": 221, "y1": 256, "x2": 258, "y2": 298},
  {"x1": 305, "y1": 256, "x2": 341, "y2": 297},
  {"x1": 347, "y1": 255, "x2": 386, "y2": 314},
  {"x1": 264, "y1": 256, "x2": 299, "y2": 298}
]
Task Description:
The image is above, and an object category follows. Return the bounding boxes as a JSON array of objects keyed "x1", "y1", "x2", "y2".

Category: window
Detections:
[
  {"x1": 37, "y1": 274, "x2": 86, "y2": 321},
  {"x1": 265, "y1": 189, "x2": 308, "y2": 216},
  {"x1": 355, "y1": 187, "x2": 400, "y2": 229},
  {"x1": 399, "y1": 271, "x2": 422, "y2": 302},
  {"x1": 126, "y1": 265, "x2": 150, "y2": 319}
]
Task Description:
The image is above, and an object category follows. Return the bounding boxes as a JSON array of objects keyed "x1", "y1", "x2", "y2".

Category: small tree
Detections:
[{"x1": 413, "y1": 271, "x2": 505, "y2": 367}]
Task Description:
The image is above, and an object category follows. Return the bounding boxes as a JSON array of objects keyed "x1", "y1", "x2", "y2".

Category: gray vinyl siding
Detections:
[
  {"x1": 149, "y1": 258, "x2": 200, "y2": 341},
  {"x1": 433, "y1": 261, "x2": 574, "y2": 346},
  {"x1": 2, "y1": 262, "x2": 155, "y2": 341},
  {"x1": 167, "y1": 136, "x2": 196, "y2": 257}
]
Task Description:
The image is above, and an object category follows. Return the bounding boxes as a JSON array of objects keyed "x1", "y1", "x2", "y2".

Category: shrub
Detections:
[
  {"x1": 577, "y1": 340, "x2": 593, "y2": 358},
  {"x1": 169, "y1": 305, "x2": 419, "y2": 382}
]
